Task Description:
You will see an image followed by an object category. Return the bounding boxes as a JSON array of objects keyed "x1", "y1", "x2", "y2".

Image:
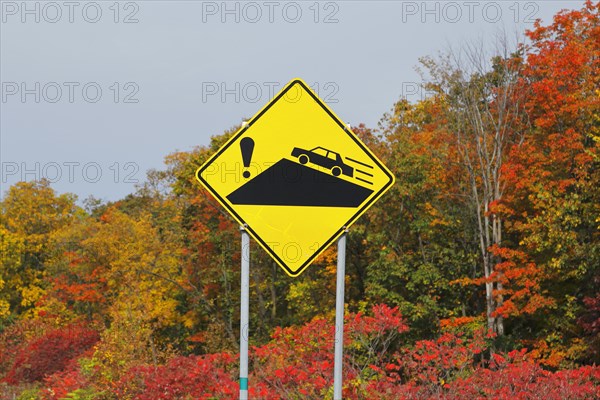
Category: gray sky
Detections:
[{"x1": 1, "y1": 1, "x2": 577, "y2": 202}]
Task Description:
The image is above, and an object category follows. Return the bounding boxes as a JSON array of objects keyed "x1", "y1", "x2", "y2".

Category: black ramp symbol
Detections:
[{"x1": 226, "y1": 159, "x2": 374, "y2": 207}]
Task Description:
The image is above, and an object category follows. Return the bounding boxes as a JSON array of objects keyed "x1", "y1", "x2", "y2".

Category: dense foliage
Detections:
[{"x1": 1, "y1": 2, "x2": 598, "y2": 398}]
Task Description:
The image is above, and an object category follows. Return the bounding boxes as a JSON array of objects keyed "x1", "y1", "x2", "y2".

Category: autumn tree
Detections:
[
  {"x1": 418, "y1": 34, "x2": 527, "y2": 335},
  {"x1": 0, "y1": 180, "x2": 77, "y2": 322},
  {"x1": 497, "y1": 0, "x2": 600, "y2": 365},
  {"x1": 368, "y1": 98, "x2": 481, "y2": 337}
]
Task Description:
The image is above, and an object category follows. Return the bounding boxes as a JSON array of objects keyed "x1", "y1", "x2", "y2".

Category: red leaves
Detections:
[
  {"x1": 579, "y1": 293, "x2": 600, "y2": 335},
  {"x1": 450, "y1": 361, "x2": 600, "y2": 400},
  {"x1": 107, "y1": 306, "x2": 404, "y2": 399},
  {"x1": 391, "y1": 330, "x2": 487, "y2": 389},
  {"x1": 368, "y1": 333, "x2": 600, "y2": 399},
  {"x1": 3, "y1": 323, "x2": 99, "y2": 384},
  {"x1": 41, "y1": 367, "x2": 90, "y2": 400},
  {"x1": 112, "y1": 306, "x2": 387, "y2": 399},
  {"x1": 371, "y1": 304, "x2": 409, "y2": 334},
  {"x1": 4, "y1": 305, "x2": 598, "y2": 399},
  {"x1": 251, "y1": 304, "x2": 407, "y2": 398},
  {"x1": 113, "y1": 353, "x2": 240, "y2": 400}
]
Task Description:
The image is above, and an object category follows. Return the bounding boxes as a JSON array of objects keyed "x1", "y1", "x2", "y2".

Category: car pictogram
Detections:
[{"x1": 291, "y1": 146, "x2": 354, "y2": 177}]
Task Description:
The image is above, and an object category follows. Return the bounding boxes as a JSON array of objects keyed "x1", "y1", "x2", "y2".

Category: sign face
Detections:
[{"x1": 196, "y1": 78, "x2": 394, "y2": 276}]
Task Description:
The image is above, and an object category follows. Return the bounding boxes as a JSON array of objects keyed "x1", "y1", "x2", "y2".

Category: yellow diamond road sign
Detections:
[{"x1": 196, "y1": 78, "x2": 395, "y2": 277}]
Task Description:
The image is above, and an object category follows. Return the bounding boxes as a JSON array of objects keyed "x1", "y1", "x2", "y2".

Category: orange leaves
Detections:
[
  {"x1": 439, "y1": 316, "x2": 479, "y2": 330},
  {"x1": 488, "y1": 244, "x2": 555, "y2": 318},
  {"x1": 496, "y1": 1, "x2": 598, "y2": 351},
  {"x1": 487, "y1": 200, "x2": 514, "y2": 218},
  {"x1": 54, "y1": 281, "x2": 105, "y2": 304}
]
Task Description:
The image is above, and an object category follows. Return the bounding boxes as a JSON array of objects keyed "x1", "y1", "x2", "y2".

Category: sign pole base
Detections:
[
  {"x1": 333, "y1": 231, "x2": 347, "y2": 399},
  {"x1": 240, "y1": 226, "x2": 250, "y2": 400}
]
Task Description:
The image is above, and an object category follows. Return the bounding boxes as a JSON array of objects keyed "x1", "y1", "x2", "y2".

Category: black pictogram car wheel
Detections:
[{"x1": 298, "y1": 154, "x2": 309, "y2": 165}]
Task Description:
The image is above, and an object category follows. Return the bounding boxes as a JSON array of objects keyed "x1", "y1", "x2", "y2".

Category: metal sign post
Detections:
[
  {"x1": 239, "y1": 226, "x2": 250, "y2": 399},
  {"x1": 333, "y1": 231, "x2": 347, "y2": 399}
]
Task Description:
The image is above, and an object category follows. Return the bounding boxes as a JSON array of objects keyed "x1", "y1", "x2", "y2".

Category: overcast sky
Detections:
[{"x1": 1, "y1": 1, "x2": 578, "y2": 202}]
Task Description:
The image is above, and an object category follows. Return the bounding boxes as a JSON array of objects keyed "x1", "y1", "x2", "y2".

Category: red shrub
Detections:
[
  {"x1": 396, "y1": 329, "x2": 489, "y2": 386},
  {"x1": 579, "y1": 294, "x2": 600, "y2": 336},
  {"x1": 252, "y1": 304, "x2": 407, "y2": 398},
  {"x1": 367, "y1": 347, "x2": 600, "y2": 399},
  {"x1": 449, "y1": 357, "x2": 600, "y2": 399},
  {"x1": 3, "y1": 324, "x2": 99, "y2": 384},
  {"x1": 0, "y1": 319, "x2": 54, "y2": 378},
  {"x1": 112, "y1": 352, "x2": 249, "y2": 399},
  {"x1": 111, "y1": 304, "x2": 407, "y2": 399},
  {"x1": 9, "y1": 303, "x2": 598, "y2": 399},
  {"x1": 40, "y1": 363, "x2": 90, "y2": 400}
]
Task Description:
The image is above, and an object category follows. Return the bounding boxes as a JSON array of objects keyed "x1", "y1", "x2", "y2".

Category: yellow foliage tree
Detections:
[{"x1": 0, "y1": 180, "x2": 76, "y2": 321}]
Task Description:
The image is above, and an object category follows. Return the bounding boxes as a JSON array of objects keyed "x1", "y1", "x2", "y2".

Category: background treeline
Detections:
[{"x1": 1, "y1": 2, "x2": 599, "y2": 398}]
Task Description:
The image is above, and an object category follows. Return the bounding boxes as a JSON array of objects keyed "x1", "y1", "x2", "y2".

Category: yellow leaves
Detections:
[
  {"x1": 449, "y1": 277, "x2": 475, "y2": 287},
  {"x1": 19, "y1": 284, "x2": 46, "y2": 308},
  {"x1": 0, "y1": 299, "x2": 9, "y2": 318},
  {"x1": 287, "y1": 281, "x2": 319, "y2": 316},
  {"x1": 0, "y1": 225, "x2": 24, "y2": 268},
  {"x1": 0, "y1": 181, "x2": 78, "y2": 320},
  {"x1": 548, "y1": 257, "x2": 562, "y2": 271},
  {"x1": 91, "y1": 311, "x2": 158, "y2": 382},
  {"x1": 529, "y1": 335, "x2": 588, "y2": 369},
  {"x1": 182, "y1": 311, "x2": 197, "y2": 329},
  {"x1": 72, "y1": 208, "x2": 186, "y2": 336},
  {"x1": 424, "y1": 202, "x2": 449, "y2": 227},
  {"x1": 0, "y1": 227, "x2": 25, "y2": 317},
  {"x1": 1, "y1": 180, "x2": 75, "y2": 245}
]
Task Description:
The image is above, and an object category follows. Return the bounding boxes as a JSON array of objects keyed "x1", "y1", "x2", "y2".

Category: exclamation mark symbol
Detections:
[{"x1": 240, "y1": 137, "x2": 255, "y2": 179}]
